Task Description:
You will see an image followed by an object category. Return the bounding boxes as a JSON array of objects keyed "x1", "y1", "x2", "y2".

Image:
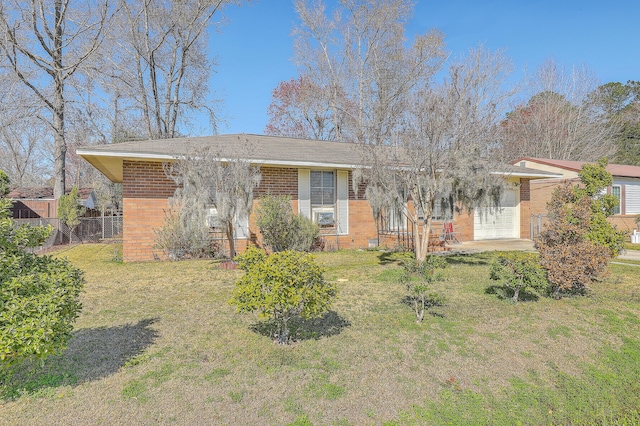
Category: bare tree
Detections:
[
  {"x1": 163, "y1": 145, "x2": 261, "y2": 259},
  {"x1": 0, "y1": 0, "x2": 110, "y2": 198},
  {"x1": 0, "y1": 119, "x2": 51, "y2": 187},
  {"x1": 0, "y1": 75, "x2": 50, "y2": 186},
  {"x1": 499, "y1": 59, "x2": 616, "y2": 162},
  {"x1": 293, "y1": 0, "x2": 446, "y2": 143},
  {"x1": 293, "y1": 1, "x2": 513, "y2": 261},
  {"x1": 356, "y1": 47, "x2": 515, "y2": 261},
  {"x1": 293, "y1": 0, "x2": 475, "y2": 155},
  {"x1": 265, "y1": 74, "x2": 351, "y2": 140},
  {"x1": 99, "y1": 0, "x2": 235, "y2": 140}
]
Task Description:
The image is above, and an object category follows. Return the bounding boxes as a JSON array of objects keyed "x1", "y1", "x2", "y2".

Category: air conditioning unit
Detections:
[{"x1": 314, "y1": 209, "x2": 335, "y2": 226}]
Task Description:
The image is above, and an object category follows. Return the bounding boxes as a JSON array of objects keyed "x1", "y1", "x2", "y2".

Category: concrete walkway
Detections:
[
  {"x1": 448, "y1": 239, "x2": 536, "y2": 254},
  {"x1": 618, "y1": 250, "x2": 640, "y2": 262},
  {"x1": 448, "y1": 238, "x2": 640, "y2": 262}
]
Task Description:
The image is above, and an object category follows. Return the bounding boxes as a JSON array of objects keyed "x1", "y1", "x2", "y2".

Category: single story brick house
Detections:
[
  {"x1": 78, "y1": 134, "x2": 560, "y2": 262},
  {"x1": 512, "y1": 157, "x2": 640, "y2": 235}
]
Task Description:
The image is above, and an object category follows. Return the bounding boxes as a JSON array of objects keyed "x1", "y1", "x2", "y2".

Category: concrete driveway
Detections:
[
  {"x1": 448, "y1": 238, "x2": 640, "y2": 262},
  {"x1": 449, "y1": 239, "x2": 536, "y2": 253}
]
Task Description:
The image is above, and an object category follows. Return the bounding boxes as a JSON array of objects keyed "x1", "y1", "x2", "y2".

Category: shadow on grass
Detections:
[
  {"x1": 485, "y1": 285, "x2": 540, "y2": 302},
  {"x1": 251, "y1": 311, "x2": 351, "y2": 342},
  {"x1": 444, "y1": 252, "x2": 494, "y2": 266},
  {"x1": 378, "y1": 250, "x2": 415, "y2": 265},
  {"x1": 400, "y1": 295, "x2": 447, "y2": 318},
  {"x1": 0, "y1": 318, "x2": 159, "y2": 400}
]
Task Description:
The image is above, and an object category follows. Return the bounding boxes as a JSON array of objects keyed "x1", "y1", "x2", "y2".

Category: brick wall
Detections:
[
  {"x1": 520, "y1": 179, "x2": 531, "y2": 239},
  {"x1": 530, "y1": 179, "x2": 567, "y2": 217},
  {"x1": 122, "y1": 160, "x2": 177, "y2": 261},
  {"x1": 123, "y1": 160, "x2": 177, "y2": 199},
  {"x1": 121, "y1": 160, "x2": 525, "y2": 261},
  {"x1": 256, "y1": 167, "x2": 298, "y2": 197},
  {"x1": 530, "y1": 177, "x2": 639, "y2": 235},
  {"x1": 123, "y1": 197, "x2": 170, "y2": 261},
  {"x1": 348, "y1": 172, "x2": 368, "y2": 200},
  {"x1": 455, "y1": 212, "x2": 475, "y2": 241}
]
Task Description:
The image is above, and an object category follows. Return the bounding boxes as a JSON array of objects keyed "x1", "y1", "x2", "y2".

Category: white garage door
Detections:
[{"x1": 474, "y1": 189, "x2": 518, "y2": 240}]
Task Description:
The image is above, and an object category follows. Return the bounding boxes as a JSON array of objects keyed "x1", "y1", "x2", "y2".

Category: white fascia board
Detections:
[
  {"x1": 76, "y1": 149, "x2": 176, "y2": 161},
  {"x1": 490, "y1": 171, "x2": 564, "y2": 179},
  {"x1": 254, "y1": 160, "x2": 360, "y2": 169},
  {"x1": 76, "y1": 149, "x2": 360, "y2": 169}
]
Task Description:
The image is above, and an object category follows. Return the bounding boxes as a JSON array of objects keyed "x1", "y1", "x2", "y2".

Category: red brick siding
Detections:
[
  {"x1": 348, "y1": 171, "x2": 368, "y2": 201},
  {"x1": 455, "y1": 212, "x2": 475, "y2": 241},
  {"x1": 520, "y1": 179, "x2": 531, "y2": 239},
  {"x1": 120, "y1": 161, "x2": 525, "y2": 261},
  {"x1": 123, "y1": 197, "x2": 170, "y2": 261},
  {"x1": 529, "y1": 179, "x2": 569, "y2": 218},
  {"x1": 531, "y1": 178, "x2": 639, "y2": 235},
  {"x1": 122, "y1": 160, "x2": 177, "y2": 261},
  {"x1": 123, "y1": 160, "x2": 177, "y2": 198},
  {"x1": 256, "y1": 167, "x2": 298, "y2": 197}
]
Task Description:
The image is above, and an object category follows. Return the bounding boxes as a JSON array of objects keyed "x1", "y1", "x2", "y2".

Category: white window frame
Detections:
[
  {"x1": 206, "y1": 206, "x2": 249, "y2": 239},
  {"x1": 310, "y1": 170, "x2": 336, "y2": 227},
  {"x1": 612, "y1": 184, "x2": 622, "y2": 215}
]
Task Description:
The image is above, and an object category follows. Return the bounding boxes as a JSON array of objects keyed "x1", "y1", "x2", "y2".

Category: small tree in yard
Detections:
[
  {"x1": 489, "y1": 252, "x2": 549, "y2": 303},
  {"x1": 57, "y1": 186, "x2": 86, "y2": 243},
  {"x1": 230, "y1": 247, "x2": 337, "y2": 344},
  {"x1": 537, "y1": 158, "x2": 625, "y2": 298},
  {"x1": 399, "y1": 256, "x2": 446, "y2": 323},
  {"x1": 255, "y1": 194, "x2": 319, "y2": 252},
  {"x1": 161, "y1": 145, "x2": 261, "y2": 259},
  {"x1": 0, "y1": 170, "x2": 84, "y2": 370}
]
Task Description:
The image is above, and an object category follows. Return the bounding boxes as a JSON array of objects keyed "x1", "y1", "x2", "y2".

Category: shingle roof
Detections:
[
  {"x1": 77, "y1": 134, "x2": 563, "y2": 182},
  {"x1": 78, "y1": 134, "x2": 364, "y2": 167},
  {"x1": 513, "y1": 157, "x2": 640, "y2": 179}
]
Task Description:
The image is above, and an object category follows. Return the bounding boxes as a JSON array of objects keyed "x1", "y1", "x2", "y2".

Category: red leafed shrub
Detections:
[{"x1": 536, "y1": 182, "x2": 610, "y2": 298}]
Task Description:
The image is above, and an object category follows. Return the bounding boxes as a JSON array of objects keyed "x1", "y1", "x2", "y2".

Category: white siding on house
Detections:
[
  {"x1": 614, "y1": 179, "x2": 640, "y2": 215},
  {"x1": 298, "y1": 169, "x2": 311, "y2": 218},
  {"x1": 621, "y1": 180, "x2": 640, "y2": 214},
  {"x1": 337, "y1": 170, "x2": 349, "y2": 235}
]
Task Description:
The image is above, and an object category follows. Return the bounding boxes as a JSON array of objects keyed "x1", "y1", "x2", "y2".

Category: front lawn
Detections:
[{"x1": 2, "y1": 244, "x2": 640, "y2": 425}]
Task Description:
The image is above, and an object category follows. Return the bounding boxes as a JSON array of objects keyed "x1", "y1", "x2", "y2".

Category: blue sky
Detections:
[{"x1": 209, "y1": 0, "x2": 639, "y2": 136}]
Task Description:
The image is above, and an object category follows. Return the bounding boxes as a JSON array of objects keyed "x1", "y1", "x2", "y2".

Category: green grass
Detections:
[
  {"x1": 1, "y1": 244, "x2": 639, "y2": 425},
  {"x1": 623, "y1": 241, "x2": 640, "y2": 251}
]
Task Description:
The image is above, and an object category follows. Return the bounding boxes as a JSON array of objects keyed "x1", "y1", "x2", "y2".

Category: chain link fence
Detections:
[
  {"x1": 530, "y1": 214, "x2": 548, "y2": 240},
  {"x1": 13, "y1": 215, "x2": 123, "y2": 250}
]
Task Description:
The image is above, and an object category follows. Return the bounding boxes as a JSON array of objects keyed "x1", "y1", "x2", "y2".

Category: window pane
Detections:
[
  {"x1": 323, "y1": 171, "x2": 334, "y2": 187},
  {"x1": 310, "y1": 171, "x2": 322, "y2": 187},
  {"x1": 613, "y1": 186, "x2": 621, "y2": 214},
  {"x1": 612, "y1": 186, "x2": 621, "y2": 197},
  {"x1": 323, "y1": 189, "x2": 334, "y2": 204},
  {"x1": 311, "y1": 188, "x2": 323, "y2": 205}
]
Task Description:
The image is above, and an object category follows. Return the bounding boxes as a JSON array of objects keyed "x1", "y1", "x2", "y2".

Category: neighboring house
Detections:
[
  {"x1": 512, "y1": 157, "x2": 640, "y2": 234},
  {"x1": 9, "y1": 187, "x2": 98, "y2": 219},
  {"x1": 77, "y1": 134, "x2": 560, "y2": 262}
]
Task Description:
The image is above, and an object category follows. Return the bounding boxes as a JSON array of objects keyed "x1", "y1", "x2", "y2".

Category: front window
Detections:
[
  {"x1": 310, "y1": 170, "x2": 335, "y2": 225},
  {"x1": 417, "y1": 195, "x2": 454, "y2": 222},
  {"x1": 612, "y1": 185, "x2": 621, "y2": 215}
]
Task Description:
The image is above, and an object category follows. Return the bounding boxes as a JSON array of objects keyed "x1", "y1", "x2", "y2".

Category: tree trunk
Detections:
[
  {"x1": 225, "y1": 222, "x2": 236, "y2": 259},
  {"x1": 416, "y1": 220, "x2": 432, "y2": 263},
  {"x1": 52, "y1": 0, "x2": 66, "y2": 199},
  {"x1": 512, "y1": 287, "x2": 520, "y2": 303}
]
